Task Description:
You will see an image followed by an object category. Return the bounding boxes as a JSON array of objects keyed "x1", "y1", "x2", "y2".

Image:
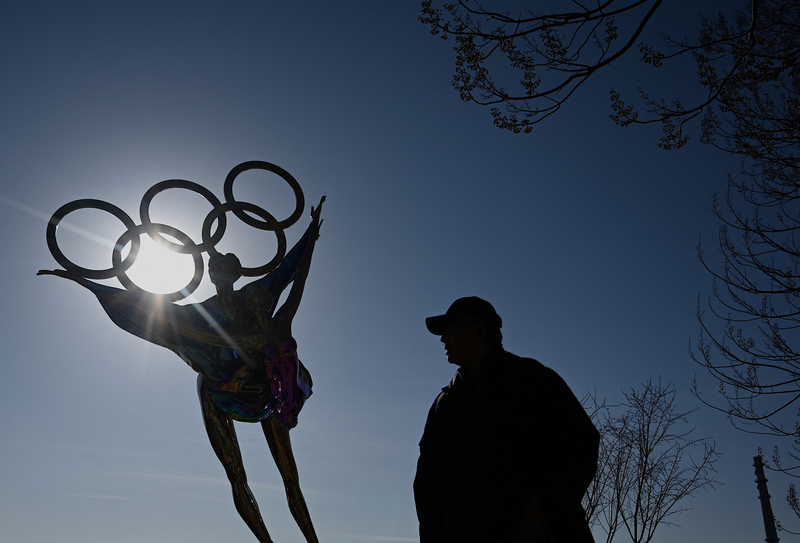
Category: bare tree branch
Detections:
[
  {"x1": 583, "y1": 379, "x2": 719, "y2": 543},
  {"x1": 420, "y1": 0, "x2": 665, "y2": 133}
]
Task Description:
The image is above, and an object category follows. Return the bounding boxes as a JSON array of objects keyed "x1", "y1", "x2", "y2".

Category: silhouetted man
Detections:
[{"x1": 414, "y1": 297, "x2": 599, "y2": 543}]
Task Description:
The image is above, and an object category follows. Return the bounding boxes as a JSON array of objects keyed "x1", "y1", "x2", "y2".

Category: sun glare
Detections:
[{"x1": 122, "y1": 235, "x2": 201, "y2": 296}]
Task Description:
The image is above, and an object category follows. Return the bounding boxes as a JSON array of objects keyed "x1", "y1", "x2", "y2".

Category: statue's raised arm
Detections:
[{"x1": 274, "y1": 196, "x2": 325, "y2": 328}]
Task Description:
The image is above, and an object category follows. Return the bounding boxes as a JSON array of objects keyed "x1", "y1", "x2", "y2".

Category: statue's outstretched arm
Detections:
[
  {"x1": 38, "y1": 268, "x2": 231, "y2": 353},
  {"x1": 37, "y1": 268, "x2": 93, "y2": 289},
  {"x1": 274, "y1": 197, "x2": 325, "y2": 325}
]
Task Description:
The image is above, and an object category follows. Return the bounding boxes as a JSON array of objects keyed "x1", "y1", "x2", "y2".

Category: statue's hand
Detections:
[
  {"x1": 37, "y1": 269, "x2": 72, "y2": 279},
  {"x1": 36, "y1": 269, "x2": 88, "y2": 286},
  {"x1": 208, "y1": 253, "x2": 242, "y2": 287},
  {"x1": 311, "y1": 196, "x2": 326, "y2": 233}
]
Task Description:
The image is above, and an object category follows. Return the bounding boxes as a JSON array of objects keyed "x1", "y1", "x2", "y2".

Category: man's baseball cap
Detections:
[{"x1": 425, "y1": 297, "x2": 503, "y2": 335}]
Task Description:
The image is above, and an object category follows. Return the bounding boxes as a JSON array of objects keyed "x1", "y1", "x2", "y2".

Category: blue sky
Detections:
[{"x1": 0, "y1": 1, "x2": 787, "y2": 542}]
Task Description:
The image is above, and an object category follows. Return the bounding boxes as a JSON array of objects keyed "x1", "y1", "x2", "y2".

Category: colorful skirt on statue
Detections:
[{"x1": 206, "y1": 338, "x2": 313, "y2": 428}]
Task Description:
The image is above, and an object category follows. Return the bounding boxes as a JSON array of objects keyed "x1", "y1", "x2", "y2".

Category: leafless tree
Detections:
[
  {"x1": 420, "y1": 0, "x2": 665, "y2": 133},
  {"x1": 419, "y1": 1, "x2": 799, "y2": 151},
  {"x1": 583, "y1": 379, "x2": 719, "y2": 543},
  {"x1": 692, "y1": 157, "x2": 800, "y2": 443},
  {"x1": 690, "y1": 0, "x2": 800, "y2": 453}
]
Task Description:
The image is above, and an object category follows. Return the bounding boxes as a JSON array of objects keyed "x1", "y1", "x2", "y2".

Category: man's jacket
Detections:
[{"x1": 414, "y1": 352, "x2": 599, "y2": 543}]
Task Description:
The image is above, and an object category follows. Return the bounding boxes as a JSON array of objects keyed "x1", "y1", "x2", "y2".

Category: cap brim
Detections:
[{"x1": 425, "y1": 315, "x2": 447, "y2": 335}]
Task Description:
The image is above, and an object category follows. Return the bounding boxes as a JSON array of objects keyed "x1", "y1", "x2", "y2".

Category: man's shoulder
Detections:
[
  {"x1": 501, "y1": 351, "x2": 570, "y2": 387},
  {"x1": 502, "y1": 351, "x2": 547, "y2": 373}
]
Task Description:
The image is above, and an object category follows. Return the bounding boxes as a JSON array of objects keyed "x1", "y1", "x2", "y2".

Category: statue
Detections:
[{"x1": 38, "y1": 161, "x2": 324, "y2": 543}]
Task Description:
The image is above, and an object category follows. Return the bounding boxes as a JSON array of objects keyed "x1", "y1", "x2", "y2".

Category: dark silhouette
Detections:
[
  {"x1": 38, "y1": 198, "x2": 325, "y2": 543},
  {"x1": 414, "y1": 297, "x2": 600, "y2": 543}
]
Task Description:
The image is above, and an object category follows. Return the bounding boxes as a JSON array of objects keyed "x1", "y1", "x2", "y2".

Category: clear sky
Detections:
[{"x1": 0, "y1": 1, "x2": 786, "y2": 542}]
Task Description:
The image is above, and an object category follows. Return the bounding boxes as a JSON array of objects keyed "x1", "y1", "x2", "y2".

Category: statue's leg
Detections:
[
  {"x1": 262, "y1": 415, "x2": 320, "y2": 543},
  {"x1": 197, "y1": 374, "x2": 274, "y2": 543}
]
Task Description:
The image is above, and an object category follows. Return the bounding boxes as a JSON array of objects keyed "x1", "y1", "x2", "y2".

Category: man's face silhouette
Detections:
[{"x1": 440, "y1": 320, "x2": 483, "y2": 368}]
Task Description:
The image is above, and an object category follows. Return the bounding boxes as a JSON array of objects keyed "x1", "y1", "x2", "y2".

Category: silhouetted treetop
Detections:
[{"x1": 420, "y1": 0, "x2": 800, "y2": 150}]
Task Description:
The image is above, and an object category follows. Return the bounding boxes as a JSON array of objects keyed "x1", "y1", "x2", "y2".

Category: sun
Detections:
[{"x1": 122, "y1": 235, "x2": 202, "y2": 296}]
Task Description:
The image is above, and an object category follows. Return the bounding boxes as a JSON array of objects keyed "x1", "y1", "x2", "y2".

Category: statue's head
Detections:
[{"x1": 208, "y1": 253, "x2": 243, "y2": 285}]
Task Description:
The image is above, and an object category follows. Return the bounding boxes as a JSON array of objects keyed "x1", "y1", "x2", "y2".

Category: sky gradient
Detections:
[{"x1": 0, "y1": 1, "x2": 785, "y2": 542}]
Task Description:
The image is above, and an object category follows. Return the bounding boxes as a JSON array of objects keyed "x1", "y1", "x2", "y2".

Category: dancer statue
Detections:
[{"x1": 38, "y1": 162, "x2": 324, "y2": 543}]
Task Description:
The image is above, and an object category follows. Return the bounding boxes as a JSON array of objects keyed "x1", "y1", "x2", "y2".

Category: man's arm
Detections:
[
  {"x1": 414, "y1": 398, "x2": 447, "y2": 543},
  {"x1": 531, "y1": 364, "x2": 599, "y2": 504}
]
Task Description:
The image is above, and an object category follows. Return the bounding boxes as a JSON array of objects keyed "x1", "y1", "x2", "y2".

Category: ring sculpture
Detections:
[{"x1": 38, "y1": 161, "x2": 325, "y2": 543}]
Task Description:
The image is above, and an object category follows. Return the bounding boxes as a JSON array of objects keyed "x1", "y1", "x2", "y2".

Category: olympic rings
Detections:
[
  {"x1": 44, "y1": 161, "x2": 306, "y2": 299},
  {"x1": 46, "y1": 199, "x2": 140, "y2": 280},
  {"x1": 139, "y1": 179, "x2": 227, "y2": 254},
  {"x1": 202, "y1": 201, "x2": 287, "y2": 277},
  {"x1": 224, "y1": 161, "x2": 305, "y2": 231}
]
